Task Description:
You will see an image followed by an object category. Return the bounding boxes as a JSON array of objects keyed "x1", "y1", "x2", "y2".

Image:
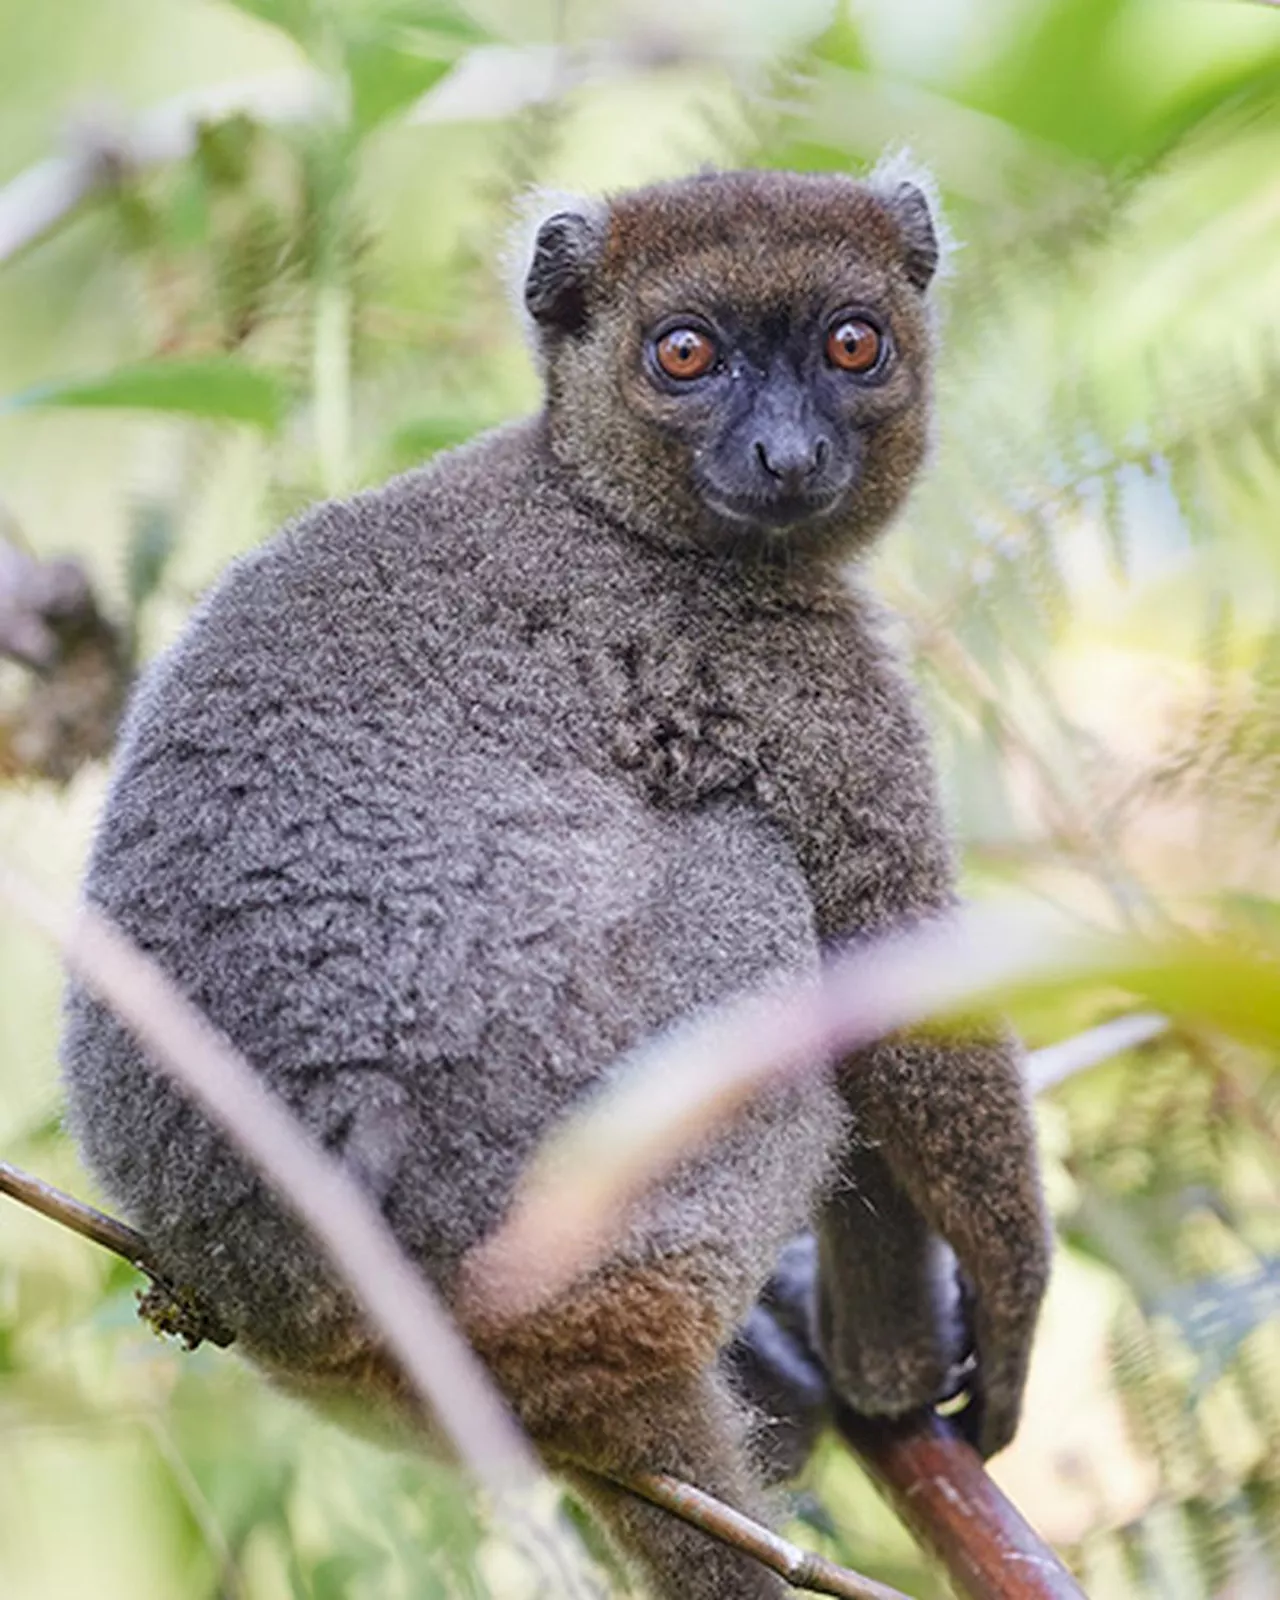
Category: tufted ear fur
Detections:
[
  {"x1": 867, "y1": 151, "x2": 952, "y2": 293},
  {"x1": 523, "y1": 208, "x2": 604, "y2": 336}
]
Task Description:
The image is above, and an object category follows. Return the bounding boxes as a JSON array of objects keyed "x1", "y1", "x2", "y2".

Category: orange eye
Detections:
[
  {"x1": 826, "y1": 317, "x2": 883, "y2": 374},
  {"x1": 655, "y1": 327, "x2": 717, "y2": 380}
]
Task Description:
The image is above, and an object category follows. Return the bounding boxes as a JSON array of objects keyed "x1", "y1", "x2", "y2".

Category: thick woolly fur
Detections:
[{"x1": 63, "y1": 169, "x2": 1049, "y2": 1600}]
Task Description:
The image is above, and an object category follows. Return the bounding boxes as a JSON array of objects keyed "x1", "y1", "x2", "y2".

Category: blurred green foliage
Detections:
[{"x1": 1, "y1": 0, "x2": 1279, "y2": 1595}]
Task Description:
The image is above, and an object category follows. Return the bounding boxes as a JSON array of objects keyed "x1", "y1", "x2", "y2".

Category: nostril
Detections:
[
  {"x1": 755, "y1": 441, "x2": 780, "y2": 479},
  {"x1": 812, "y1": 438, "x2": 830, "y2": 472}
]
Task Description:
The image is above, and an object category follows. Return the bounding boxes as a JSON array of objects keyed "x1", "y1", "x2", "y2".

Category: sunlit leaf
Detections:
[
  {"x1": 219, "y1": 0, "x2": 317, "y2": 51},
  {"x1": 347, "y1": 36, "x2": 456, "y2": 132},
  {"x1": 383, "y1": 412, "x2": 491, "y2": 471},
  {"x1": 125, "y1": 500, "x2": 180, "y2": 616},
  {"x1": 959, "y1": 0, "x2": 1152, "y2": 165},
  {"x1": 344, "y1": 4, "x2": 486, "y2": 131}
]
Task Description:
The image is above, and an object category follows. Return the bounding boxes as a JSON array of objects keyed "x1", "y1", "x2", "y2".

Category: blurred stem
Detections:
[
  {"x1": 143, "y1": 1414, "x2": 246, "y2": 1600},
  {"x1": 313, "y1": 277, "x2": 353, "y2": 496}
]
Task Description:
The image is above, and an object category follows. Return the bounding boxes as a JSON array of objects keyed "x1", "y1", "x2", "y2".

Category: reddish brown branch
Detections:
[{"x1": 835, "y1": 1406, "x2": 1086, "y2": 1600}]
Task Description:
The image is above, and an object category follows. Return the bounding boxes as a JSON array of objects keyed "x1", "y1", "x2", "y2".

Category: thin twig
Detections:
[
  {"x1": 623, "y1": 1472, "x2": 911, "y2": 1600},
  {"x1": 0, "y1": 1157, "x2": 156, "y2": 1273},
  {"x1": 0, "y1": 1157, "x2": 233, "y2": 1348},
  {"x1": 1024, "y1": 1011, "x2": 1167, "y2": 1095},
  {"x1": 0, "y1": 73, "x2": 335, "y2": 265},
  {"x1": 142, "y1": 1413, "x2": 247, "y2": 1600}
]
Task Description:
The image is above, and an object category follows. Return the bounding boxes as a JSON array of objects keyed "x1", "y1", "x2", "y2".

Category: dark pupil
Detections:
[
  {"x1": 841, "y1": 325, "x2": 866, "y2": 353},
  {"x1": 671, "y1": 333, "x2": 699, "y2": 362}
]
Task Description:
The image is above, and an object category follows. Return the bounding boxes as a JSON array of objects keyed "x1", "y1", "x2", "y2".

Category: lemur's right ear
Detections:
[
  {"x1": 523, "y1": 208, "x2": 604, "y2": 337},
  {"x1": 881, "y1": 183, "x2": 939, "y2": 292}
]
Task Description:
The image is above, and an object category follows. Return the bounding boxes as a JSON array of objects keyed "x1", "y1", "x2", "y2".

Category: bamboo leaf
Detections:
[
  {"x1": 219, "y1": 0, "x2": 317, "y2": 51},
  {"x1": 3, "y1": 359, "x2": 288, "y2": 431},
  {"x1": 347, "y1": 37, "x2": 456, "y2": 132}
]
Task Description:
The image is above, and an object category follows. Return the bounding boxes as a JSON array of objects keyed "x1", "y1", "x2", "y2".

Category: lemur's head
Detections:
[{"x1": 520, "y1": 163, "x2": 944, "y2": 563}]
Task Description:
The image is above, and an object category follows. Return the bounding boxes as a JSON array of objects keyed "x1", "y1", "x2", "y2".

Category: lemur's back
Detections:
[{"x1": 62, "y1": 418, "x2": 837, "y2": 1372}]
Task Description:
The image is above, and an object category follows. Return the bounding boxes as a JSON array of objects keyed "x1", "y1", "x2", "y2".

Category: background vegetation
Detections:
[{"x1": 1, "y1": 0, "x2": 1278, "y2": 1595}]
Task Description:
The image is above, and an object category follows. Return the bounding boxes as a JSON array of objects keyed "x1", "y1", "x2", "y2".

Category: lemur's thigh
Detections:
[
  {"x1": 562, "y1": 1371, "x2": 788, "y2": 1600},
  {"x1": 464, "y1": 1253, "x2": 788, "y2": 1596}
]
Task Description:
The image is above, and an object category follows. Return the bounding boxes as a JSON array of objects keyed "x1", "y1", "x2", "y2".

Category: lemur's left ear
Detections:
[
  {"x1": 882, "y1": 182, "x2": 939, "y2": 291},
  {"x1": 867, "y1": 152, "x2": 951, "y2": 293}
]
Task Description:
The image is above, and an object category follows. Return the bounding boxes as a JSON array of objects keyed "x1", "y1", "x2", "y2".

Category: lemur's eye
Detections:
[
  {"x1": 826, "y1": 317, "x2": 883, "y2": 374},
  {"x1": 655, "y1": 327, "x2": 717, "y2": 380}
]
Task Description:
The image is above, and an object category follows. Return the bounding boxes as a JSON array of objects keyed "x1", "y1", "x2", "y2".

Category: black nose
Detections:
[{"x1": 755, "y1": 435, "x2": 830, "y2": 490}]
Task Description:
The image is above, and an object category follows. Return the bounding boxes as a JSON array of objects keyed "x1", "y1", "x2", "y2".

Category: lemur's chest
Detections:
[{"x1": 588, "y1": 601, "x2": 862, "y2": 813}]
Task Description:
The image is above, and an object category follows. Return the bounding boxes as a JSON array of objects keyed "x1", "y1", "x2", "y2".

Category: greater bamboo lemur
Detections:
[{"x1": 63, "y1": 165, "x2": 1050, "y2": 1599}]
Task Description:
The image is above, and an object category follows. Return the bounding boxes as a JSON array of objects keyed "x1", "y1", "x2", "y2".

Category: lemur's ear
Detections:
[
  {"x1": 524, "y1": 209, "x2": 603, "y2": 336},
  {"x1": 882, "y1": 182, "x2": 940, "y2": 292},
  {"x1": 867, "y1": 152, "x2": 951, "y2": 293}
]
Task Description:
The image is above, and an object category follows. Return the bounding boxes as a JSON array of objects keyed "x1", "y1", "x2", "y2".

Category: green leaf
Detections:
[
  {"x1": 3, "y1": 358, "x2": 288, "y2": 431},
  {"x1": 958, "y1": 0, "x2": 1136, "y2": 165},
  {"x1": 343, "y1": 7, "x2": 486, "y2": 132},
  {"x1": 125, "y1": 501, "x2": 180, "y2": 616},
  {"x1": 383, "y1": 412, "x2": 487, "y2": 471},
  {"x1": 347, "y1": 35, "x2": 456, "y2": 132},
  {"x1": 218, "y1": 0, "x2": 317, "y2": 51}
]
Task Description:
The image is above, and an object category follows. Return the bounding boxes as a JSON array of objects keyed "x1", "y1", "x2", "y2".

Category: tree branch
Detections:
[
  {"x1": 0, "y1": 535, "x2": 131, "y2": 782},
  {"x1": 0, "y1": 1155, "x2": 155, "y2": 1270},
  {"x1": 624, "y1": 1471, "x2": 911, "y2": 1599},
  {"x1": 1024, "y1": 1011, "x2": 1166, "y2": 1096},
  {"x1": 834, "y1": 1408, "x2": 1086, "y2": 1600}
]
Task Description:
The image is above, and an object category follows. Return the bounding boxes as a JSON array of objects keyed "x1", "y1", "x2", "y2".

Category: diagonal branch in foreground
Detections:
[{"x1": 0, "y1": 860, "x2": 616, "y2": 1600}]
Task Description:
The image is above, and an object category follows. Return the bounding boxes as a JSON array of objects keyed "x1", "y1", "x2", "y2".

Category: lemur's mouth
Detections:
[{"x1": 701, "y1": 485, "x2": 847, "y2": 531}]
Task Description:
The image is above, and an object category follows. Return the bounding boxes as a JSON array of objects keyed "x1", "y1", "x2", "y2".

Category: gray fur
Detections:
[{"x1": 62, "y1": 168, "x2": 1049, "y2": 1599}]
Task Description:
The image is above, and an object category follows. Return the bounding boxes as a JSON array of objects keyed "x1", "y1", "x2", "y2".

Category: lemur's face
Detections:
[
  {"x1": 627, "y1": 271, "x2": 913, "y2": 535},
  {"x1": 527, "y1": 170, "x2": 939, "y2": 561}
]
